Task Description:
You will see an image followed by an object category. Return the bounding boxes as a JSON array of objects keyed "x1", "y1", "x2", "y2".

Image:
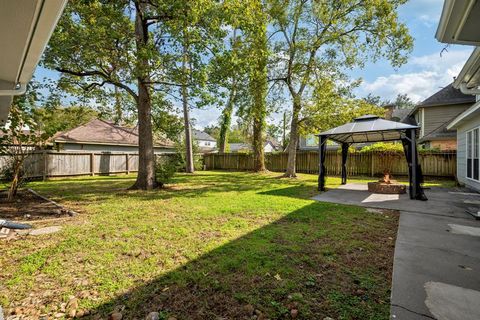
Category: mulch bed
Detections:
[{"x1": 0, "y1": 189, "x2": 69, "y2": 221}]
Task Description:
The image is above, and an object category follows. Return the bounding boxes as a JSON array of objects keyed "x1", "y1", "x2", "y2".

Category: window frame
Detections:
[{"x1": 466, "y1": 127, "x2": 480, "y2": 181}]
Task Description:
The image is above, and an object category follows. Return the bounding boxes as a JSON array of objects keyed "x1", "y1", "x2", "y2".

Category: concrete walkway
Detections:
[{"x1": 312, "y1": 184, "x2": 480, "y2": 320}]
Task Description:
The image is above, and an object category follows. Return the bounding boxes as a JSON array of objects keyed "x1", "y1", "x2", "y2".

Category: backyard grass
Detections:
[{"x1": 0, "y1": 172, "x2": 452, "y2": 319}]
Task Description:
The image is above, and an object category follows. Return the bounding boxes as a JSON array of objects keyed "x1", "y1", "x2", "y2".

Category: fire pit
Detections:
[
  {"x1": 368, "y1": 181, "x2": 406, "y2": 194},
  {"x1": 368, "y1": 166, "x2": 407, "y2": 194}
]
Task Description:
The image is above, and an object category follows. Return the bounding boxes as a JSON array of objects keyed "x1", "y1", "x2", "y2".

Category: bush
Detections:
[
  {"x1": 359, "y1": 142, "x2": 404, "y2": 153},
  {"x1": 155, "y1": 154, "x2": 183, "y2": 185}
]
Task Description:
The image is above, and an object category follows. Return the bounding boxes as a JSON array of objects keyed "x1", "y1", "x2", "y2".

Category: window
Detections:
[
  {"x1": 305, "y1": 134, "x2": 319, "y2": 147},
  {"x1": 467, "y1": 128, "x2": 479, "y2": 180}
]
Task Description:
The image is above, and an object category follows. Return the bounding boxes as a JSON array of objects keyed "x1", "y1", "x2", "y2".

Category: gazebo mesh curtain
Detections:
[{"x1": 317, "y1": 128, "x2": 427, "y2": 201}]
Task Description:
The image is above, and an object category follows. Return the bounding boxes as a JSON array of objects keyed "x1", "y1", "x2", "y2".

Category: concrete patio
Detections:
[{"x1": 312, "y1": 183, "x2": 480, "y2": 320}]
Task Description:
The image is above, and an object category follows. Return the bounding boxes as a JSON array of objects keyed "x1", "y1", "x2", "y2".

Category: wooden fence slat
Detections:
[
  {"x1": 0, "y1": 150, "x2": 457, "y2": 179},
  {"x1": 203, "y1": 150, "x2": 457, "y2": 177}
]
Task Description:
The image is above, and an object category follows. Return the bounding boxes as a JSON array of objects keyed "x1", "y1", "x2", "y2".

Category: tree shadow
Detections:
[
  {"x1": 84, "y1": 201, "x2": 397, "y2": 320},
  {"x1": 31, "y1": 172, "x2": 312, "y2": 205}
]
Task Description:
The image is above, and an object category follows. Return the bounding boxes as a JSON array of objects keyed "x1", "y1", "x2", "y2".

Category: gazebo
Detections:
[{"x1": 317, "y1": 115, "x2": 427, "y2": 201}]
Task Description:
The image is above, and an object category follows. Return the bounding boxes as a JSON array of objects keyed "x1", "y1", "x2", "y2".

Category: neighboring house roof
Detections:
[
  {"x1": 0, "y1": 0, "x2": 68, "y2": 125},
  {"x1": 53, "y1": 119, "x2": 174, "y2": 148},
  {"x1": 193, "y1": 129, "x2": 216, "y2": 142},
  {"x1": 412, "y1": 84, "x2": 475, "y2": 114},
  {"x1": 228, "y1": 141, "x2": 278, "y2": 152},
  {"x1": 391, "y1": 109, "x2": 411, "y2": 122}
]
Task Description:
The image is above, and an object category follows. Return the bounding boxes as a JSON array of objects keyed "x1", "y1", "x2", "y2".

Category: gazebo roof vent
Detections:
[{"x1": 354, "y1": 115, "x2": 380, "y2": 121}]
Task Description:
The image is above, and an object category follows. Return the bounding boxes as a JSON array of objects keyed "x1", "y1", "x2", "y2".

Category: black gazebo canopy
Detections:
[{"x1": 317, "y1": 115, "x2": 427, "y2": 201}]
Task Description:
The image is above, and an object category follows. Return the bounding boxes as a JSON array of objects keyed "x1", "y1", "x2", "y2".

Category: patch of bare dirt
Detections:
[{"x1": 0, "y1": 189, "x2": 70, "y2": 221}]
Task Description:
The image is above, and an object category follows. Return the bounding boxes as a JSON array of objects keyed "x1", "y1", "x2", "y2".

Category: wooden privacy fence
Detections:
[
  {"x1": 0, "y1": 151, "x2": 178, "y2": 179},
  {"x1": 203, "y1": 151, "x2": 457, "y2": 177}
]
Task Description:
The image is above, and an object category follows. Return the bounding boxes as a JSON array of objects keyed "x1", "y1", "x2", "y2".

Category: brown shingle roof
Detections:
[{"x1": 53, "y1": 119, "x2": 174, "y2": 147}]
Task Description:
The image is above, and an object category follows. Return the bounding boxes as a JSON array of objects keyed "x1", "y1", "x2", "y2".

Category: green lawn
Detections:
[{"x1": 0, "y1": 172, "x2": 451, "y2": 319}]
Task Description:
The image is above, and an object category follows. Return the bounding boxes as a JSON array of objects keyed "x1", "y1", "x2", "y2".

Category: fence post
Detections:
[
  {"x1": 371, "y1": 152, "x2": 374, "y2": 177},
  {"x1": 90, "y1": 153, "x2": 95, "y2": 176},
  {"x1": 125, "y1": 153, "x2": 130, "y2": 174},
  {"x1": 43, "y1": 151, "x2": 48, "y2": 181}
]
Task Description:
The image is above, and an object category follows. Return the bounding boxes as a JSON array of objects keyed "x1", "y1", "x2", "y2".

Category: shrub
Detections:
[
  {"x1": 359, "y1": 142, "x2": 404, "y2": 153},
  {"x1": 155, "y1": 154, "x2": 182, "y2": 185}
]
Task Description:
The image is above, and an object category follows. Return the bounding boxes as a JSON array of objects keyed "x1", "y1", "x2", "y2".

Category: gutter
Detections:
[
  {"x1": 0, "y1": 83, "x2": 27, "y2": 96},
  {"x1": 458, "y1": 83, "x2": 480, "y2": 95}
]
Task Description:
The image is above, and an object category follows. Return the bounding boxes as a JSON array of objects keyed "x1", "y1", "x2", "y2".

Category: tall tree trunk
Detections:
[
  {"x1": 114, "y1": 85, "x2": 122, "y2": 125},
  {"x1": 284, "y1": 98, "x2": 301, "y2": 177},
  {"x1": 218, "y1": 84, "x2": 236, "y2": 153},
  {"x1": 8, "y1": 160, "x2": 22, "y2": 201},
  {"x1": 131, "y1": 1, "x2": 157, "y2": 190},
  {"x1": 250, "y1": 21, "x2": 267, "y2": 172},
  {"x1": 182, "y1": 29, "x2": 194, "y2": 173},
  {"x1": 219, "y1": 29, "x2": 238, "y2": 153}
]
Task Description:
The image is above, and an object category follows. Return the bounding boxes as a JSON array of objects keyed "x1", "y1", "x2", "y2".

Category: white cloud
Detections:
[
  {"x1": 358, "y1": 48, "x2": 473, "y2": 102},
  {"x1": 191, "y1": 107, "x2": 222, "y2": 129}
]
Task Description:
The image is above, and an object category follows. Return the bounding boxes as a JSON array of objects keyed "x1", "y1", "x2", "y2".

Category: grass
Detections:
[{"x1": 0, "y1": 172, "x2": 453, "y2": 319}]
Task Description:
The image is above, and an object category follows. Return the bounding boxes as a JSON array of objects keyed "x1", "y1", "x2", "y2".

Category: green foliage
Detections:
[
  {"x1": 300, "y1": 79, "x2": 385, "y2": 135},
  {"x1": 32, "y1": 105, "x2": 98, "y2": 138},
  {"x1": 0, "y1": 89, "x2": 46, "y2": 198},
  {"x1": 155, "y1": 154, "x2": 183, "y2": 185},
  {"x1": 359, "y1": 142, "x2": 404, "y2": 153}
]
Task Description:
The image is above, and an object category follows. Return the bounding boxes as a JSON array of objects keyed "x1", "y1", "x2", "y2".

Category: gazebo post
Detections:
[
  {"x1": 318, "y1": 135, "x2": 327, "y2": 191},
  {"x1": 410, "y1": 128, "x2": 418, "y2": 200},
  {"x1": 341, "y1": 143, "x2": 349, "y2": 185}
]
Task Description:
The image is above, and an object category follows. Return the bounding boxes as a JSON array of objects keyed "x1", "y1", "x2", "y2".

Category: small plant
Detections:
[
  {"x1": 0, "y1": 94, "x2": 45, "y2": 200},
  {"x1": 155, "y1": 154, "x2": 183, "y2": 186}
]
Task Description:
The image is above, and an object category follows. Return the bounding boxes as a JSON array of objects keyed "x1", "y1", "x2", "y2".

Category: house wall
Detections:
[
  {"x1": 429, "y1": 139, "x2": 457, "y2": 151},
  {"x1": 422, "y1": 104, "x2": 471, "y2": 137},
  {"x1": 456, "y1": 110, "x2": 480, "y2": 192},
  {"x1": 298, "y1": 134, "x2": 318, "y2": 150},
  {"x1": 197, "y1": 139, "x2": 217, "y2": 149},
  {"x1": 264, "y1": 143, "x2": 275, "y2": 153},
  {"x1": 57, "y1": 143, "x2": 174, "y2": 154}
]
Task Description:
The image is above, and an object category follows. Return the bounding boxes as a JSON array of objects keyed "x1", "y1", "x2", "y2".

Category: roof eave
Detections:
[
  {"x1": 453, "y1": 47, "x2": 480, "y2": 90},
  {"x1": 436, "y1": 0, "x2": 480, "y2": 45},
  {"x1": 54, "y1": 139, "x2": 174, "y2": 148},
  {"x1": 0, "y1": 0, "x2": 68, "y2": 126}
]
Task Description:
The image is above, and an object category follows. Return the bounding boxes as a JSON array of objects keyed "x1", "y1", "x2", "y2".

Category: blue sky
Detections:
[
  {"x1": 34, "y1": 0, "x2": 475, "y2": 129},
  {"x1": 352, "y1": 0, "x2": 473, "y2": 102}
]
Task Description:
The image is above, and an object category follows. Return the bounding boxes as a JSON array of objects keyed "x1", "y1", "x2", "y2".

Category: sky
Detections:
[{"x1": 34, "y1": 0, "x2": 475, "y2": 130}]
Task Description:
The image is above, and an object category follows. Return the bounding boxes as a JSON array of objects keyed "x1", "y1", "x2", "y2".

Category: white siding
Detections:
[
  {"x1": 197, "y1": 139, "x2": 217, "y2": 148},
  {"x1": 457, "y1": 112, "x2": 480, "y2": 191}
]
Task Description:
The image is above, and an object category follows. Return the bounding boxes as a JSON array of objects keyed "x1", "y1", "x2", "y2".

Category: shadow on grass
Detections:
[
  {"x1": 31, "y1": 172, "x2": 318, "y2": 204},
  {"x1": 85, "y1": 200, "x2": 396, "y2": 320}
]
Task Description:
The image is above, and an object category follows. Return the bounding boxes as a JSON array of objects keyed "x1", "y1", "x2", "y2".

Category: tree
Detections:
[
  {"x1": 0, "y1": 95, "x2": 45, "y2": 201},
  {"x1": 393, "y1": 93, "x2": 415, "y2": 109},
  {"x1": 32, "y1": 106, "x2": 98, "y2": 138},
  {"x1": 248, "y1": 1, "x2": 269, "y2": 171},
  {"x1": 43, "y1": 0, "x2": 183, "y2": 190},
  {"x1": 269, "y1": 0, "x2": 413, "y2": 177},
  {"x1": 299, "y1": 78, "x2": 385, "y2": 135}
]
